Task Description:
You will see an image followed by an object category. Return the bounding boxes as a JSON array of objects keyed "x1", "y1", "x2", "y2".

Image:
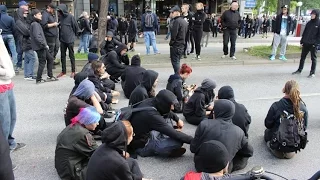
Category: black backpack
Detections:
[
  {"x1": 77, "y1": 18, "x2": 84, "y2": 32},
  {"x1": 270, "y1": 109, "x2": 308, "y2": 153},
  {"x1": 114, "y1": 101, "x2": 157, "y2": 122}
]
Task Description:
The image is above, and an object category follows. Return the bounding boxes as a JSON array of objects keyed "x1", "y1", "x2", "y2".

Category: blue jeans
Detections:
[
  {"x1": 143, "y1": 31, "x2": 158, "y2": 55},
  {"x1": 24, "y1": 50, "x2": 36, "y2": 78},
  {"x1": 0, "y1": 89, "x2": 17, "y2": 149},
  {"x1": 2, "y1": 34, "x2": 17, "y2": 66},
  {"x1": 136, "y1": 131, "x2": 183, "y2": 157},
  {"x1": 78, "y1": 33, "x2": 90, "y2": 53}
]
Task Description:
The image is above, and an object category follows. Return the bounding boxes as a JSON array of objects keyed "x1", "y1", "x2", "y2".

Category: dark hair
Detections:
[{"x1": 91, "y1": 60, "x2": 104, "y2": 75}]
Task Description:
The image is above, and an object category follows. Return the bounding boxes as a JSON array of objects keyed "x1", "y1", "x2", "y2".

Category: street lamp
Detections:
[{"x1": 296, "y1": 1, "x2": 303, "y2": 36}]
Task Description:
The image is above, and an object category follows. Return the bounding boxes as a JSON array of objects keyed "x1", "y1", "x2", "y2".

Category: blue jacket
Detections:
[
  {"x1": 141, "y1": 11, "x2": 158, "y2": 32},
  {"x1": 0, "y1": 5, "x2": 15, "y2": 35}
]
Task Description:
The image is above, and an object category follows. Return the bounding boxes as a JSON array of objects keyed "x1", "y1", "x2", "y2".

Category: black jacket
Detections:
[
  {"x1": 40, "y1": 10, "x2": 58, "y2": 37},
  {"x1": 221, "y1": 9, "x2": 241, "y2": 30},
  {"x1": 118, "y1": 19, "x2": 128, "y2": 33},
  {"x1": 57, "y1": 4, "x2": 79, "y2": 43},
  {"x1": 129, "y1": 70, "x2": 158, "y2": 105},
  {"x1": 190, "y1": 100, "x2": 253, "y2": 170},
  {"x1": 166, "y1": 74, "x2": 184, "y2": 101},
  {"x1": 129, "y1": 92, "x2": 193, "y2": 151},
  {"x1": 169, "y1": 16, "x2": 188, "y2": 49},
  {"x1": 103, "y1": 45, "x2": 129, "y2": 76},
  {"x1": 88, "y1": 73, "x2": 112, "y2": 94},
  {"x1": 64, "y1": 96, "x2": 91, "y2": 126},
  {"x1": 55, "y1": 123, "x2": 98, "y2": 180},
  {"x1": 0, "y1": 127, "x2": 14, "y2": 180},
  {"x1": 79, "y1": 17, "x2": 91, "y2": 35},
  {"x1": 30, "y1": 18, "x2": 48, "y2": 51},
  {"x1": 203, "y1": 18, "x2": 213, "y2": 32},
  {"x1": 128, "y1": 18, "x2": 138, "y2": 35},
  {"x1": 15, "y1": 8, "x2": 32, "y2": 51},
  {"x1": 121, "y1": 57, "x2": 146, "y2": 99},
  {"x1": 90, "y1": 17, "x2": 98, "y2": 31},
  {"x1": 274, "y1": 14, "x2": 292, "y2": 36},
  {"x1": 300, "y1": 11, "x2": 320, "y2": 46},
  {"x1": 182, "y1": 12, "x2": 193, "y2": 31},
  {"x1": 0, "y1": 5, "x2": 15, "y2": 35},
  {"x1": 246, "y1": 18, "x2": 253, "y2": 29},
  {"x1": 192, "y1": 10, "x2": 206, "y2": 30},
  {"x1": 89, "y1": 34, "x2": 98, "y2": 50},
  {"x1": 87, "y1": 122, "x2": 142, "y2": 180},
  {"x1": 100, "y1": 38, "x2": 122, "y2": 55}
]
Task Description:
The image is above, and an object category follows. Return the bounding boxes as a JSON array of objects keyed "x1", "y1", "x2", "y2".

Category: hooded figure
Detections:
[
  {"x1": 0, "y1": 5, "x2": 15, "y2": 35},
  {"x1": 121, "y1": 55, "x2": 146, "y2": 98},
  {"x1": 166, "y1": 73, "x2": 186, "y2": 113},
  {"x1": 15, "y1": 8, "x2": 32, "y2": 51},
  {"x1": 218, "y1": 86, "x2": 251, "y2": 137},
  {"x1": 190, "y1": 99, "x2": 253, "y2": 173},
  {"x1": 99, "y1": 31, "x2": 122, "y2": 55},
  {"x1": 103, "y1": 44, "x2": 128, "y2": 81},
  {"x1": 57, "y1": 4, "x2": 79, "y2": 44},
  {"x1": 86, "y1": 121, "x2": 143, "y2": 180},
  {"x1": 128, "y1": 90, "x2": 193, "y2": 157},
  {"x1": 183, "y1": 79, "x2": 216, "y2": 125},
  {"x1": 129, "y1": 70, "x2": 158, "y2": 105},
  {"x1": 70, "y1": 72, "x2": 88, "y2": 96}
]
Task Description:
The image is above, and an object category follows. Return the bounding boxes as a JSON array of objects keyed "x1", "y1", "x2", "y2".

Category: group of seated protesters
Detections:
[{"x1": 52, "y1": 46, "x2": 311, "y2": 180}]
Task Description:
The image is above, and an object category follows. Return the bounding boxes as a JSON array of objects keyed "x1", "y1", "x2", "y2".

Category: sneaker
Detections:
[
  {"x1": 54, "y1": 62, "x2": 60, "y2": 66},
  {"x1": 197, "y1": 55, "x2": 201, "y2": 61},
  {"x1": 24, "y1": 76, "x2": 36, "y2": 81},
  {"x1": 154, "y1": 52, "x2": 161, "y2": 55},
  {"x1": 192, "y1": 55, "x2": 197, "y2": 60},
  {"x1": 184, "y1": 54, "x2": 187, "y2": 59},
  {"x1": 292, "y1": 70, "x2": 301, "y2": 75},
  {"x1": 36, "y1": 79, "x2": 46, "y2": 84},
  {"x1": 12, "y1": 164, "x2": 17, "y2": 171},
  {"x1": 14, "y1": 67, "x2": 19, "y2": 74},
  {"x1": 221, "y1": 55, "x2": 227, "y2": 59},
  {"x1": 57, "y1": 72, "x2": 66, "y2": 78},
  {"x1": 168, "y1": 147, "x2": 186, "y2": 157},
  {"x1": 47, "y1": 76, "x2": 59, "y2": 81},
  {"x1": 187, "y1": 52, "x2": 190, "y2": 55},
  {"x1": 70, "y1": 72, "x2": 76, "y2": 78},
  {"x1": 269, "y1": 55, "x2": 275, "y2": 61},
  {"x1": 279, "y1": 55, "x2": 287, "y2": 61},
  {"x1": 11, "y1": 143, "x2": 26, "y2": 152},
  {"x1": 308, "y1": 74, "x2": 315, "y2": 78},
  {"x1": 231, "y1": 56, "x2": 237, "y2": 60}
]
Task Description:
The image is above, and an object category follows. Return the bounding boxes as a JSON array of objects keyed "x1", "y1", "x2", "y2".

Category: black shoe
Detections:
[
  {"x1": 292, "y1": 70, "x2": 301, "y2": 75},
  {"x1": 54, "y1": 62, "x2": 60, "y2": 66},
  {"x1": 184, "y1": 55, "x2": 187, "y2": 59},
  {"x1": 36, "y1": 79, "x2": 47, "y2": 84},
  {"x1": 308, "y1": 74, "x2": 315, "y2": 78},
  {"x1": 103, "y1": 112, "x2": 114, "y2": 119},
  {"x1": 47, "y1": 76, "x2": 59, "y2": 82},
  {"x1": 168, "y1": 147, "x2": 186, "y2": 157}
]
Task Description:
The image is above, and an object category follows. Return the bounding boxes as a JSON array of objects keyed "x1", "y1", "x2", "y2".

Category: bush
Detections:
[{"x1": 248, "y1": 45, "x2": 301, "y2": 57}]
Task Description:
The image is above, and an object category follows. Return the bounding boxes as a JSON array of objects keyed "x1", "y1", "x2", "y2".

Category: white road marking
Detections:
[{"x1": 238, "y1": 93, "x2": 320, "y2": 102}]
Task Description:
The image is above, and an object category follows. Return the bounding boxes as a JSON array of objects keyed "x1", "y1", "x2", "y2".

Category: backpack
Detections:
[
  {"x1": 77, "y1": 18, "x2": 84, "y2": 32},
  {"x1": 114, "y1": 101, "x2": 157, "y2": 122},
  {"x1": 270, "y1": 109, "x2": 308, "y2": 153},
  {"x1": 144, "y1": 13, "x2": 154, "y2": 28}
]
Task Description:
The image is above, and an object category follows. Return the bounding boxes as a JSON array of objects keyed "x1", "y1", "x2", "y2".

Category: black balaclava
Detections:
[
  {"x1": 214, "y1": 99, "x2": 235, "y2": 121},
  {"x1": 155, "y1": 90, "x2": 178, "y2": 115}
]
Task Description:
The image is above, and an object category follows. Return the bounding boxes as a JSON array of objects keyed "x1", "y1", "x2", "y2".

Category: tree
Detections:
[
  {"x1": 98, "y1": 0, "x2": 109, "y2": 51},
  {"x1": 300, "y1": 0, "x2": 320, "y2": 10},
  {"x1": 254, "y1": 0, "x2": 277, "y2": 14}
]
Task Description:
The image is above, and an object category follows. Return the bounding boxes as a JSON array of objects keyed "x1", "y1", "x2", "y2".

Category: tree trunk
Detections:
[
  {"x1": 277, "y1": 0, "x2": 291, "y2": 14},
  {"x1": 98, "y1": 0, "x2": 109, "y2": 52}
]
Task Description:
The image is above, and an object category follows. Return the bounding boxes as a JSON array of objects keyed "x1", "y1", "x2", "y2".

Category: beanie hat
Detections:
[
  {"x1": 71, "y1": 106, "x2": 101, "y2": 126},
  {"x1": 88, "y1": 52, "x2": 99, "y2": 63},
  {"x1": 31, "y1": 9, "x2": 41, "y2": 16},
  {"x1": 194, "y1": 140, "x2": 229, "y2": 173},
  {"x1": 218, "y1": 86, "x2": 234, "y2": 100},
  {"x1": 201, "y1": 78, "x2": 217, "y2": 91},
  {"x1": 131, "y1": 55, "x2": 141, "y2": 66}
]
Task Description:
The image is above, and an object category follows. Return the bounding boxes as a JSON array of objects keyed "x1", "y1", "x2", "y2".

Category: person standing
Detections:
[
  {"x1": 169, "y1": 5, "x2": 188, "y2": 74},
  {"x1": 192, "y1": 2, "x2": 206, "y2": 60},
  {"x1": 221, "y1": 1, "x2": 241, "y2": 60},
  {"x1": 118, "y1": 16, "x2": 128, "y2": 45},
  {"x1": 90, "y1": 12, "x2": 98, "y2": 31},
  {"x1": 269, "y1": 5, "x2": 292, "y2": 61},
  {"x1": 201, "y1": 14, "x2": 213, "y2": 48},
  {"x1": 211, "y1": 14, "x2": 218, "y2": 38},
  {"x1": 292, "y1": 9, "x2": 320, "y2": 78},
  {"x1": 127, "y1": 14, "x2": 138, "y2": 52},
  {"x1": 262, "y1": 15, "x2": 270, "y2": 38},
  {"x1": 56, "y1": 4, "x2": 79, "y2": 78},
  {"x1": 181, "y1": 4, "x2": 194, "y2": 58},
  {"x1": 245, "y1": 15, "x2": 253, "y2": 39},
  {"x1": 77, "y1": 11, "x2": 91, "y2": 54},
  {"x1": 141, "y1": 6, "x2": 159, "y2": 55}
]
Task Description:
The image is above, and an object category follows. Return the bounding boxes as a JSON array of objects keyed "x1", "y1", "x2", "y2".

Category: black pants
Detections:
[
  {"x1": 223, "y1": 29, "x2": 237, "y2": 57},
  {"x1": 46, "y1": 36, "x2": 59, "y2": 59},
  {"x1": 213, "y1": 26, "x2": 218, "y2": 37},
  {"x1": 229, "y1": 155, "x2": 249, "y2": 172},
  {"x1": 119, "y1": 31, "x2": 127, "y2": 45},
  {"x1": 185, "y1": 30, "x2": 195, "y2": 54},
  {"x1": 60, "y1": 42, "x2": 75, "y2": 73},
  {"x1": 36, "y1": 49, "x2": 54, "y2": 81},
  {"x1": 193, "y1": 29, "x2": 203, "y2": 56},
  {"x1": 127, "y1": 158, "x2": 143, "y2": 179},
  {"x1": 108, "y1": 68, "x2": 125, "y2": 81},
  {"x1": 185, "y1": 115, "x2": 204, "y2": 126},
  {"x1": 170, "y1": 46, "x2": 183, "y2": 74},
  {"x1": 298, "y1": 44, "x2": 317, "y2": 74},
  {"x1": 245, "y1": 28, "x2": 252, "y2": 38},
  {"x1": 101, "y1": 78, "x2": 115, "y2": 90}
]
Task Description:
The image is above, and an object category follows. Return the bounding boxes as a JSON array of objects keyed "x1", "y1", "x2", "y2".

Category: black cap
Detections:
[
  {"x1": 48, "y1": 3, "x2": 56, "y2": 9},
  {"x1": 169, "y1": 5, "x2": 181, "y2": 13},
  {"x1": 281, "y1": 5, "x2": 288, "y2": 9}
]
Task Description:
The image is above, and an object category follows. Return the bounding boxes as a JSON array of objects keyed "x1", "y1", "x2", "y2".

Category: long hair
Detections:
[{"x1": 283, "y1": 80, "x2": 303, "y2": 121}]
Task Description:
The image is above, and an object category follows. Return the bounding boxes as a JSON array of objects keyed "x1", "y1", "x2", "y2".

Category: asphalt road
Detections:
[{"x1": 11, "y1": 63, "x2": 320, "y2": 180}]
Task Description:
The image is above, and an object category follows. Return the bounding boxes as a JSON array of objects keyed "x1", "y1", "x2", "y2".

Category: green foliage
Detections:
[
  {"x1": 300, "y1": 0, "x2": 320, "y2": 10},
  {"x1": 255, "y1": 0, "x2": 277, "y2": 14},
  {"x1": 248, "y1": 45, "x2": 301, "y2": 57}
]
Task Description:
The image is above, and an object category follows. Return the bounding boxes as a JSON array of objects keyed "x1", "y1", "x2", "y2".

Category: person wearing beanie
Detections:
[
  {"x1": 121, "y1": 54, "x2": 146, "y2": 98},
  {"x1": 99, "y1": 30, "x2": 122, "y2": 55},
  {"x1": 190, "y1": 99, "x2": 253, "y2": 173},
  {"x1": 182, "y1": 140, "x2": 231, "y2": 180},
  {"x1": 55, "y1": 106, "x2": 100, "y2": 180},
  {"x1": 218, "y1": 86, "x2": 251, "y2": 137},
  {"x1": 128, "y1": 89, "x2": 193, "y2": 158},
  {"x1": 183, "y1": 78, "x2": 216, "y2": 125},
  {"x1": 127, "y1": 13, "x2": 138, "y2": 52},
  {"x1": 292, "y1": 9, "x2": 320, "y2": 78},
  {"x1": 30, "y1": 9, "x2": 58, "y2": 84},
  {"x1": 69, "y1": 72, "x2": 88, "y2": 96}
]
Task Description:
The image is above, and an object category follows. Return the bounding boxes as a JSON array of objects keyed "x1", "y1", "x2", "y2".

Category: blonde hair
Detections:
[
  {"x1": 283, "y1": 80, "x2": 304, "y2": 121},
  {"x1": 122, "y1": 120, "x2": 133, "y2": 137}
]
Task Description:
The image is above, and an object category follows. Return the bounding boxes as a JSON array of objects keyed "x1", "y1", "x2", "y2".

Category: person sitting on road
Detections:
[
  {"x1": 55, "y1": 106, "x2": 100, "y2": 180},
  {"x1": 128, "y1": 90, "x2": 193, "y2": 158},
  {"x1": 121, "y1": 54, "x2": 146, "y2": 99},
  {"x1": 264, "y1": 80, "x2": 308, "y2": 159},
  {"x1": 99, "y1": 31, "x2": 122, "y2": 55},
  {"x1": 182, "y1": 140, "x2": 231, "y2": 180},
  {"x1": 69, "y1": 72, "x2": 88, "y2": 96},
  {"x1": 217, "y1": 86, "x2": 251, "y2": 137},
  {"x1": 166, "y1": 63, "x2": 193, "y2": 113},
  {"x1": 183, "y1": 79, "x2": 216, "y2": 125},
  {"x1": 87, "y1": 121, "x2": 151, "y2": 180},
  {"x1": 82, "y1": 53, "x2": 115, "y2": 90},
  {"x1": 129, "y1": 70, "x2": 158, "y2": 105},
  {"x1": 191, "y1": 99, "x2": 253, "y2": 173},
  {"x1": 102, "y1": 43, "x2": 129, "y2": 82}
]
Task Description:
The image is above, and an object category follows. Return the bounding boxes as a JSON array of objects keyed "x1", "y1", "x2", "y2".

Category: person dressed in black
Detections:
[
  {"x1": 0, "y1": 127, "x2": 14, "y2": 180},
  {"x1": 221, "y1": 0, "x2": 241, "y2": 60},
  {"x1": 262, "y1": 15, "x2": 270, "y2": 38},
  {"x1": 211, "y1": 14, "x2": 219, "y2": 38},
  {"x1": 30, "y1": 9, "x2": 58, "y2": 84},
  {"x1": 245, "y1": 15, "x2": 253, "y2": 39},
  {"x1": 292, "y1": 9, "x2": 320, "y2": 78},
  {"x1": 169, "y1": 5, "x2": 188, "y2": 74},
  {"x1": 192, "y1": 2, "x2": 206, "y2": 60},
  {"x1": 129, "y1": 70, "x2": 158, "y2": 105},
  {"x1": 128, "y1": 90, "x2": 193, "y2": 158},
  {"x1": 127, "y1": 14, "x2": 138, "y2": 52},
  {"x1": 183, "y1": 79, "x2": 216, "y2": 125},
  {"x1": 217, "y1": 86, "x2": 251, "y2": 137},
  {"x1": 191, "y1": 99, "x2": 254, "y2": 173},
  {"x1": 100, "y1": 31, "x2": 122, "y2": 55},
  {"x1": 90, "y1": 11, "x2": 99, "y2": 31},
  {"x1": 118, "y1": 16, "x2": 128, "y2": 45},
  {"x1": 181, "y1": 3, "x2": 194, "y2": 58},
  {"x1": 121, "y1": 55, "x2": 146, "y2": 99},
  {"x1": 201, "y1": 14, "x2": 213, "y2": 47}
]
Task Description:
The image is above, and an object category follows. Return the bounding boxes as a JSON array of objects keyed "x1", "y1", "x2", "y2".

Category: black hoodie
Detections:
[
  {"x1": 121, "y1": 55, "x2": 146, "y2": 99},
  {"x1": 87, "y1": 122, "x2": 142, "y2": 180},
  {"x1": 129, "y1": 70, "x2": 158, "y2": 105},
  {"x1": 57, "y1": 4, "x2": 79, "y2": 43},
  {"x1": 169, "y1": 15, "x2": 188, "y2": 49},
  {"x1": 30, "y1": 16, "x2": 48, "y2": 51},
  {"x1": 203, "y1": 18, "x2": 213, "y2": 32},
  {"x1": 166, "y1": 74, "x2": 184, "y2": 101},
  {"x1": 40, "y1": 9, "x2": 58, "y2": 37},
  {"x1": 220, "y1": 9, "x2": 241, "y2": 30},
  {"x1": 300, "y1": 9, "x2": 320, "y2": 46},
  {"x1": 103, "y1": 44, "x2": 128, "y2": 76},
  {"x1": 192, "y1": 10, "x2": 206, "y2": 30},
  {"x1": 129, "y1": 90, "x2": 193, "y2": 151},
  {"x1": 99, "y1": 37, "x2": 122, "y2": 55},
  {"x1": 0, "y1": 5, "x2": 15, "y2": 35},
  {"x1": 15, "y1": 8, "x2": 32, "y2": 51},
  {"x1": 190, "y1": 99, "x2": 253, "y2": 172},
  {"x1": 0, "y1": 127, "x2": 14, "y2": 180}
]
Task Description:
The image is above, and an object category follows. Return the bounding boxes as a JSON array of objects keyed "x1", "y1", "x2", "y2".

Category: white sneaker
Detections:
[
  {"x1": 197, "y1": 55, "x2": 201, "y2": 61},
  {"x1": 221, "y1": 55, "x2": 227, "y2": 58},
  {"x1": 231, "y1": 56, "x2": 237, "y2": 60}
]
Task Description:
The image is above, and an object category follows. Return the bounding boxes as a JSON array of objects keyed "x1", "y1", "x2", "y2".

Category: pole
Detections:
[{"x1": 295, "y1": 6, "x2": 300, "y2": 37}]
